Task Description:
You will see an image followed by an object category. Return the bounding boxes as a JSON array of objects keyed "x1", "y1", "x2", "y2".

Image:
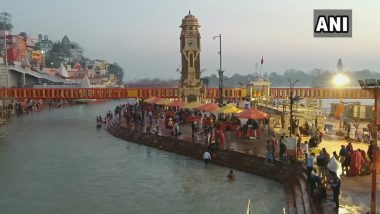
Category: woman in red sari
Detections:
[
  {"x1": 218, "y1": 129, "x2": 225, "y2": 149},
  {"x1": 349, "y1": 149, "x2": 365, "y2": 176}
]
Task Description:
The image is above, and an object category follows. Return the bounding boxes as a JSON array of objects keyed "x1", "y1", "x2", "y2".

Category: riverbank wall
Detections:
[{"x1": 106, "y1": 120, "x2": 322, "y2": 214}]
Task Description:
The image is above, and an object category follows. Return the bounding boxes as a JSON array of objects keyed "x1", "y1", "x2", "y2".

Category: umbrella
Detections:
[
  {"x1": 236, "y1": 108, "x2": 269, "y2": 119},
  {"x1": 197, "y1": 103, "x2": 219, "y2": 112},
  {"x1": 144, "y1": 97, "x2": 161, "y2": 104},
  {"x1": 167, "y1": 100, "x2": 186, "y2": 108},
  {"x1": 181, "y1": 101, "x2": 203, "y2": 109},
  {"x1": 311, "y1": 148, "x2": 322, "y2": 155},
  {"x1": 215, "y1": 103, "x2": 243, "y2": 114},
  {"x1": 156, "y1": 99, "x2": 172, "y2": 105}
]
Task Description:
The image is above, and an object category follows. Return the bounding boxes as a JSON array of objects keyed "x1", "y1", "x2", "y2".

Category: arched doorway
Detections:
[{"x1": 187, "y1": 94, "x2": 197, "y2": 102}]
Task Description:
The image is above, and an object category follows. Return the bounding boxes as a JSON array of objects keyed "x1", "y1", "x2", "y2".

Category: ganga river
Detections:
[{"x1": 0, "y1": 100, "x2": 286, "y2": 214}]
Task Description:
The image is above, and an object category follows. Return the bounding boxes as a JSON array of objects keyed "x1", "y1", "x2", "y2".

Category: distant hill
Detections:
[{"x1": 127, "y1": 69, "x2": 380, "y2": 88}]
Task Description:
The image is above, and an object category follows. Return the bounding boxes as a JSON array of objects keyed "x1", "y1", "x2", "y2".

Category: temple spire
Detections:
[{"x1": 189, "y1": 10, "x2": 191, "y2": 15}]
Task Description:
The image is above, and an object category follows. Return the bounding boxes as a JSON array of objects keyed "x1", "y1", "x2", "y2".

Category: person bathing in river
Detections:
[
  {"x1": 227, "y1": 169, "x2": 235, "y2": 181},
  {"x1": 203, "y1": 151, "x2": 211, "y2": 164}
]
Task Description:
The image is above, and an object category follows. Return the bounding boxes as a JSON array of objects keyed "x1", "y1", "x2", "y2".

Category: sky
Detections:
[{"x1": 3, "y1": 0, "x2": 380, "y2": 80}]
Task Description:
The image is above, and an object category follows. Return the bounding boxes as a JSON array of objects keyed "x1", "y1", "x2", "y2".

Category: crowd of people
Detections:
[
  {"x1": 304, "y1": 140, "x2": 375, "y2": 209},
  {"x1": 306, "y1": 148, "x2": 341, "y2": 209},
  {"x1": 109, "y1": 101, "x2": 251, "y2": 148},
  {"x1": 1, "y1": 99, "x2": 73, "y2": 120},
  {"x1": 105, "y1": 100, "x2": 378, "y2": 211}
]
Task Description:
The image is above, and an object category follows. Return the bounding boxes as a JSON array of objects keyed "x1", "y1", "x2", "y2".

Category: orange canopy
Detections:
[
  {"x1": 144, "y1": 97, "x2": 162, "y2": 104},
  {"x1": 167, "y1": 100, "x2": 186, "y2": 107},
  {"x1": 197, "y1": 103, "x2": 219, "y2": 112},
  {"x1": 236, "y1": 108, "x2": 269, "y2": 119}
]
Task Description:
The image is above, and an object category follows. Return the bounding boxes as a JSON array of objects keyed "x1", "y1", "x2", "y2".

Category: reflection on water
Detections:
[{"x1": 0, "y1": 101, "x2": 286, "y2": 214}]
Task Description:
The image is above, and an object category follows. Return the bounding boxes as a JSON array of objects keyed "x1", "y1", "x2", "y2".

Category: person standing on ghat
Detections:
[
  {"x1": 271, "y1": 137, "x2": 277, "y2": 161},
  {"x1": 266, "y1": 140, "x2": 273, "y2": 162},
  {"x1": 304, "y1": 140, "x2": 309, "y2": 161},
  {"x1": 307, "y1": 152, "x2": 315, "y2": 180},
  {"x1": 329, "y1": 173, "x2": 341, "y2": 210}
]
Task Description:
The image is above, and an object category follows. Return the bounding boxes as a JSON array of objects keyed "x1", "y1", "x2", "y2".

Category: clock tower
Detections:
[{"x1": 178, "y1": 11, "x2": 205, "y2": 102}]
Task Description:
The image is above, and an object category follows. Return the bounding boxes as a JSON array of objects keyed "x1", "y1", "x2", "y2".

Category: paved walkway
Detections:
[{"x1": 119, "y1": 117, "x2": 379, "y2": 213}]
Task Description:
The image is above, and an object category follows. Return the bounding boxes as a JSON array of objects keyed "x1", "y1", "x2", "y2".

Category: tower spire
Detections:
[{"x1": 189, "y1": 10, "x2": 191, "y2": 15}]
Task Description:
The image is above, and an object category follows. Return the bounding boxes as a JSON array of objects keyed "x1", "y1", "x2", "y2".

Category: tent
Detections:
[
  {"x1": 182, "y1": 101, "x2": 203, "y2": 109},
  {"x1": 167, "y1": 100, "x2": 186, "y2": 108},
  {"x1": 156, "y1": 99, "x2": 172, "y2": 105},
  {"x1": 144, "y1": 97, "x2": 162, "y2": 104},
  {"x1": 197, "y1": 103, "x2": 219, "y2": 112},
  {"x1": 80, "y1": 75, "x2": 91, "y2": 88},
  {"x1": 215, "y1": 103, "x2": 243, "y2": 114},
  {"x1": 237, "y1": 108, "x2": 269, "y2": 119}
]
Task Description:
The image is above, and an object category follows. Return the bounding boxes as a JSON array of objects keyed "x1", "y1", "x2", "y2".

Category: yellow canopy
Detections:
[
  {"x1": 214, "y1": 103, "x2": 243, "y2": 114},
  {"x1": 182, "y1": 101, "x2": 203, "y2": 109},
  {"x1": 156, "y1": 99, "x2": 172, "y2": 105}
]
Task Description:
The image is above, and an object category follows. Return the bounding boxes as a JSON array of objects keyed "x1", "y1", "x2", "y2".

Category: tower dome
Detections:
[{"x1": 180, "y1": 10, "x2": 200, "y2": 28}]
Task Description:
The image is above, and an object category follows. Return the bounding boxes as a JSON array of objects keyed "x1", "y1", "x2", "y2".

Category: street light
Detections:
[
  {"x1": 332, "y1": 72, "x2": 350, "y2": 132},
  {"x1": 213, "y1": 34, "x2": 224, "y2": 106},
  {"x1": 358, "y1": 78, "x2": 379, "y2": 214},
  {"x1": 332, "y1": 73, "x2": 350, "y2": 87},
  {"x1": 288, "y1": 79, "x2": 300, "y2": 137}
]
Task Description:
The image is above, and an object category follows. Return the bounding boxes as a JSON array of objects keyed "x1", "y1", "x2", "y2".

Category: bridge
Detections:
[
  {"x1": 269, "y1": 87, "x2": 374, "y2": 99},
  {"x1": 0, "y1": 63, "x2": 73, "y2": 87},
  {"x1": 0, "y1": 87, "x2": 375, "y2": 100}
]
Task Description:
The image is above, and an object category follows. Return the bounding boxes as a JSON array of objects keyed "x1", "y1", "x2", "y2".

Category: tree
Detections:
[
  {"x1": 19, "y1": 32, "x2": 27, "y2": 39},
  {"x1": 201, "y1": 77, "x2": 209, "y2": 86},
  {"x1": 51, "y1": 42, "x2": 71, "y2": 56},
  {"x1": 44, "y1": 42, "x2": 73, "y2": 68},
  {"x1": 107, "y1": 63, "x2": 124, "y2": 84},
  {"x1": 0, "y1": 22, "x2": 13, "y2": 31},
  {"x1": 0, "y1": 12, "x2": 13, "y2": 31}
]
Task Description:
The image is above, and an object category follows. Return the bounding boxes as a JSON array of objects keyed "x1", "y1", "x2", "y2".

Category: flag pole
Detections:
[
  {"x1": 260, "y1": 55, "x2": 263, "y2": 78},
  {"x1": 254, "y1": 62, "x2": 258, "y2": 80}
]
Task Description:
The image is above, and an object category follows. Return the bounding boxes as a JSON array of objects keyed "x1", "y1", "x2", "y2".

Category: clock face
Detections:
[{"x1": 187, "y1": 39, "x2": 195, "y2": 47}]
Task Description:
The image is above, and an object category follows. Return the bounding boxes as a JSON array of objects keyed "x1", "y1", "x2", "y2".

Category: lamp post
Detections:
[
  {"x1": 288, "y1": 79, "x2": 300, "y2": 137},
  {"x1": 358, "y1": 79, "x2": 379, "y2": 214},
  {"x1": 213, "y1": 34, "x2": 224, "y2": 106},
  {"x1": 332, "y1": 73, "x2": 350, "y2": 133}
]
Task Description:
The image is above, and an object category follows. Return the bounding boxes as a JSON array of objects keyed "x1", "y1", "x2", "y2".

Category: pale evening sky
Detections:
[{"x1": 3, "y1": 0, "x2": 380, "y2": 80}]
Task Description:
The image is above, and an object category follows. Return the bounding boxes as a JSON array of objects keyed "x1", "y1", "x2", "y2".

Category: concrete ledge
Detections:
[{"x1": 106, "y1": 121, "x2": 322, "y2": 214}]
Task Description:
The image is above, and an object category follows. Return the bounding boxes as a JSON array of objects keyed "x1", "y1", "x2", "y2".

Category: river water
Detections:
[{"x1": 0, "y1": 100, "x2": 286, "y2": 214}]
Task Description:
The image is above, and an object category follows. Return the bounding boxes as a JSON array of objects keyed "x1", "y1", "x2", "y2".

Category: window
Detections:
[{"x1": 189, "y1": 53, "x2": 193, "y2": 67}]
